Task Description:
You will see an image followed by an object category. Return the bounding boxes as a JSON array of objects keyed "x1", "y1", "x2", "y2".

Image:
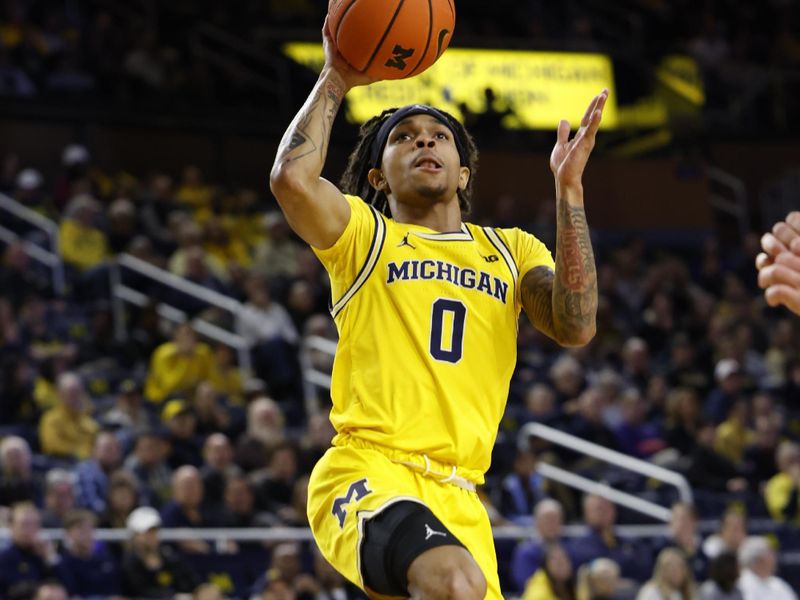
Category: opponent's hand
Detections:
[
  {"x1": 756, "y1": 211, "x2": 800, "y2": 316},
  {"x1": 322, "y1": 16, "x2": 378, "y2": 91},
  {"x1": 550, "y1": 89, "x2": 608, "y2": 191}
]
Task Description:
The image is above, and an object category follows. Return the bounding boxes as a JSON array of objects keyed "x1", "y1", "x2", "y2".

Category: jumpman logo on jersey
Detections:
[
  {"x1": 424, "y1": 524, "x2": 447, "y2": 540},
  {"x1": 398, "y1": 232, "x2": 416, "y2": 250}
]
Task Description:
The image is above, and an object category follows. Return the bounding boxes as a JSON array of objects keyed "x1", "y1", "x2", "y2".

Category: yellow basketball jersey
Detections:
[{"x1": 312, "y1": 194, "x2": 554, "y2": 482}]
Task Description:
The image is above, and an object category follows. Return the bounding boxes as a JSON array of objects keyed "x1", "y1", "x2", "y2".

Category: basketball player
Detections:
[
  {"x1": 757, "y1": 212, "x2": 800, "y2": 316},
  {"x1": 269, "y1": 20, "x2": 605, "y2": 600}
]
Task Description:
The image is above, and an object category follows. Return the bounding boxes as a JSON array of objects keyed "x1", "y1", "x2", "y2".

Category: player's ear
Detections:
[
  {"x1": 367, "y1": 168, "x2": 390, "y2": 193},
  {"x1": 458, "y1": 166, "x2": 470, "y2": 191}
]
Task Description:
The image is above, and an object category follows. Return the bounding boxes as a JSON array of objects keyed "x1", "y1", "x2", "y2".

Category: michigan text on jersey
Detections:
[{"x1": 386, "y1": 259, "x2": 509, "y2": 304}]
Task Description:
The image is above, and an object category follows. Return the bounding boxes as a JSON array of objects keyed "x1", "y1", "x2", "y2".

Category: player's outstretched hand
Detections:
[
  {"x1": 550, "y1": 89, "x2": 608, "y2": 190},
  {"x1": 322, "y1": 16, "x2": 378, "y2": 91},
  {"x1": 756, "y1": 211, "x2": 800, "y2": 316}
]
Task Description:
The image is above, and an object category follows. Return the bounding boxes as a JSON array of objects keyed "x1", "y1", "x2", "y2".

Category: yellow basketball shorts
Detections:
[{"x1": 306, "y1": 443, "x2": 502, "y2": 599}]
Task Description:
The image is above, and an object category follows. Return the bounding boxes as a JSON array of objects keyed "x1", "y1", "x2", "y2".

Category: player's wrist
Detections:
[
  {"x1": 555, "y1": 181, "x2": 584, "y2": 204},
  {"x1": 321, "y1": 67, "x2": 352, "y2": 96}
]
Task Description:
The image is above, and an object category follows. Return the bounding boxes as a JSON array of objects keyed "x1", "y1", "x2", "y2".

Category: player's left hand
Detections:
[{"x1": 550, "y1": 89, "x2": 608, "y2": 190}]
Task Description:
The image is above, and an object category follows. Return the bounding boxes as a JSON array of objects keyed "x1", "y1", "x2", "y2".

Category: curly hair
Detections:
[{"x1": 339, "y1": 107, "x2": 479, "y2": 217}]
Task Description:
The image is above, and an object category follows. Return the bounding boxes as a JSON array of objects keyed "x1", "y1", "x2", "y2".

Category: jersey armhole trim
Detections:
[
  {"x1": 482, "y1": 227, "x2": 519, "y2": 299},
  {"x1": 330, "y1": 206, "x2": 387, "y2": 319}
]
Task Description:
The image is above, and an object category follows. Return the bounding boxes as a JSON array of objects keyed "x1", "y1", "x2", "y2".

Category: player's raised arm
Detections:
[
  {"x1": 520, "y1": 90, "x2": 607, "y2": 347},
  {"x1": 269, "y1": 20, "x2": 376, "y2": 249}
]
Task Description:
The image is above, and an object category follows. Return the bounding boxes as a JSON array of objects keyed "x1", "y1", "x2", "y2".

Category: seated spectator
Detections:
[
  {"x1": 249, "y1": 542, "x2": 303, "y2": 597},
  {"x1": 510, "y1": 499, "x2": 566, "y2": 592},
  {"x1": 58, "y1": 194, "x2": 109, "y2": 272},
  {"x1": 193, "y1": 382, "x2": 235, "y2": 438},
  {"x1": 40, "y1": 469, "x2": 75, "y2": 528},
  {"x1": 707, "y1": 359, "x2": 745, "y2": 424},
  {"x1": 522, "y1": 544, "x2": 576, "y2": 600},
  {"x1": 568, "y1": 388, "x2": 618, "y2": 453},
  {"x1": 520, "y1": 383, "x2": 562, "y2": 427},
  {"x1": 55, "y1": 510, "x2": 121, "y2": 597},
  {"x1": 32, "y1": 581, "x2": 69, "y2": 600},
  {"x1": 160, "y1": 466, "x2": 214, "y2": 554},
  {"x1": 499, "y1": 449, "x2": 548, "y2": 524},
  {"x1": 277, "y1": 474, "x2": 310, "y2": 527},
  {"x1": 253, "y1": 211, "x2": 301, "y2": 279},
  {"x1": 738, "y1": 537, "x2": 796, "y2": 600},
  {"x1": 98, "y1": 470, "x2": 139, "y2": 529},
  {"x1": 666, "y1": 334, "x2": 711, "y2": 397},
  {"x1": 568, "y1": 495, "x2": 648, "y2": 581},
  {"x1": 144, "y1": 323, "x2": 220, "y2": 403},
  {"x1": 612, "y1": 388, "x2": 665, "y2": 458},
  {"x1": 161, "y1": 398, "x2": 202, "y2": 469},
  {"x1": 699, "y1": 552, "x2": 742, "y2": 600},
  {"x1": 309, "y1": 544, "x2": 369, "y2": 600},
  {"x1": 38, "y1": 372, "x2": 99, "y2": 460},
  {"x1": 236, "y1": 397, "x2": 287, "y2": 473},
  {"x1": 252, "y1": 442, "x2": 299, "y2": 515},
  {"x1": 715, "y1": 400, "x2": 754, "y2": 466},
  {"x1": 121, "y1": 506, "x2": 197, "y2": 598},
  {"x1": 219, "y1": 474, "x2": 269, "y2": 528},
  {"x1": 200, "y1": 433, "x2": 238, "y2": 510},
  {"x1": 636, "y1": 547, "x2": 696, "y2": 600},
  {"x1": 101, "y1": 378, "x2": 152, "y2": 434},
  {"x1": 175, "y1": 165, "x2": 214, "y2": 212},
  {"x1": 298, "y1": 412, "x2": 336, "y2": 474},
  {"x1": 703, "y1": 508, "x2": 748, "y2": 561},
  {"x1": 0, "y1": 503, "x2": 54, "y2": 596},
  {"x1": 74, "y1": 430, "x2": 122, "y2": 514},
  {"x1": 576, "y1": 558, "x2": 621, "y2": 600},
  {"x1": 208, "y1": 346, "x2": 244, "y2": 406},
  {"x1": 123, "y1": 429, "x2": 172, "y2": 507},
  {"x1": 549, "y1": 355, "x2": 586, "y2": 405},
  {"x1": 764, "y1": 441, "x2": 800, "y2": 525},
  {"x1": 652, "y1": 503, "x2": 708, "y2": 582},
  {"x1": 0, "y1": 436, "x2": 40, "y2": 507},
  {"x1": 743, "y1": 415, "x2": 781, "y2": 485},
  {"x1": 685, "y1": 420, "x2": 748, "y2": 494}
]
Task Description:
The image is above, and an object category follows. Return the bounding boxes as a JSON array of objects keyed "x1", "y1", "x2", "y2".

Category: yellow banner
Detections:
[{"x1": 284, "y1": 43, "x2": 619, "y2": 129}]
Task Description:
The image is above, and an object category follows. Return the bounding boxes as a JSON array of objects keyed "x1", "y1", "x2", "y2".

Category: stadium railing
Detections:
[
  {"x1": 0, "y1": 192, "x2": 65, "y2": 295},
  {"x1": 518, "y1": 422, "x2": 693, "y2": 523}
]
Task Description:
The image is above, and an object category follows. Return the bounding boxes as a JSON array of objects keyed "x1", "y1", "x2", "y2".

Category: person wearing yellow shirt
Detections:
[
  {"x1": 175, "y1": 165, "x2": 215, "y2": 211},
  {"x1": 39, "y1": 372, "x2": 99, "y2": 460},
  {"x1": 522, "y1": 545, "x2": 576, "y2": 600},
  {"x1": 764, "y1": 441, "x2": 800, "y2": 525},
  {"x1": 202, "y1": 217, "x2": 252, "y2": 269},
  {"x1": 58, "y1": 195, "x2": 109, "y2": 271},
  {"x1": 714, "y1": 399, "x2": 755, "y2": 465},
  {"x1": 144, "y1": 322, "x2": 219, "y2": 403}
]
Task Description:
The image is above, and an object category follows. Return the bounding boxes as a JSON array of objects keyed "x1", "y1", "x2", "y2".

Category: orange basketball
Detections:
[{"x1": 328, "y1": 0, "x2": 455, "y2": 80}]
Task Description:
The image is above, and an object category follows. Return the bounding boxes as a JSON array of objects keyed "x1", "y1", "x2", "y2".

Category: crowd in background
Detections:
[{"x1": 0, "y1": 134, "x2": 799, "y2": 599}]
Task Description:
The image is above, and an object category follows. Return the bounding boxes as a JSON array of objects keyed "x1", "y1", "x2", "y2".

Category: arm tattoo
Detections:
[
  {"x1": 277, "y1": 79, "x2": 343, "y2": 163},
  {"x1": 521, "y1": 201, "x2": 597, "y2": 345}
]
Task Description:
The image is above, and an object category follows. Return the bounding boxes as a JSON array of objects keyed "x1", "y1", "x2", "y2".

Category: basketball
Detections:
[{"x1": 328, "y1": 0, "x2": 455, "y2": 80}]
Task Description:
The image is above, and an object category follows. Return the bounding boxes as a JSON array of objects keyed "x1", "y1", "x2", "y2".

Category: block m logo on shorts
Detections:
[{"x1": 332, "y1": 478, "x2": 373, "y2": 528}]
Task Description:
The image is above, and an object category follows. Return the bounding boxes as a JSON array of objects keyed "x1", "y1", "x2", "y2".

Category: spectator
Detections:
[
  {"x1": 738, "y1": 537, "x2": 796, "y2": 600},
  {"x1": 764, "y1": 441, "x2": 800, "y2": 525},
  {"x1": 58, "y1": 194, "x2": 110, "y2": 272},
  {"x1": 249, "y1": 542, "x2": 302, "y2": 596},
  {"x1": 298, "y1": 412, "x2": 336, "y2": 474},
  {"x1": 521, "y1": 544, "x2": 576, "y2": 600},
  {"x1": 699, "y1": 552, "x2": 743, "y2": 600},
  {"x1": 276, "y1": 474, "x2": 310, "y2": 527},
  {"x1": 74, "y1": 430, "x2": 122, "y2": 514},
  {"x1": 253, "y1": 211, "x2": 301, "y2": 279},
  {"x1": 174, "y1": 165, "x2": 214, "y2": 211},
  {"x1": 715, "y1": 400, "x2": 754, "y2": 466},
  {"x1": 219, "y1": 474, "x2": 266, "y2": 528},
  {"x1": 40, "y1": 469, "x2": 76, "y2": 528},
  {"x1": 309, "y1": 544, "x2": 368, "y2": 600},
  {"x1": 0, "y1": 436, "x2": 39, "y2": 507},
  {"x1": 144, "y1": 323, "x2": 220, "y2": 403},
  {"x1": 569, "y1": 387, "x2": 618, "y2": 453},
  {"x1": 32, "y1": 582, "x2": 69, "y2": 600},
  {"x1": 707, "y1": 359, "x2": 745, "y2": 424},
  {"x1": 0, "y1": 503, "x2": 53, "y2": 596},
  {"x1": 664, "y1": 388, "x2": 703, "y2": 455},
  {"x1": 252, "y1": 442, "x2": 299, "y2": 515},
  {"x1": 121, "y1": 506, "x2": 197, "y2": 598},
  {"x1": 576, "y1": 558, "x2": 620, "y2": 600},
  {"x1": 743, "y1": 415, "x2": 781, "y2": 485},
  {"x1": 160, "y1": 466, "x2": 214, "y2": 553},
  {"x1": 38, "y1": 372, "x2": 99, "y2": 460},
  {"x1": 636, "y1": 547, "x2": 696, "y2": 600},
  {"x1": 569, "y1": 495, "x2": 647, "y2": 581},
  {"x1": 123, "y1": 429, "x2": 172, "y2": 507},
  {"x1": 55, "y1": 509, "x2": 122, "y2": 597},
  {"x1": 510, "y1": 499, "x2": 567, "y2": 592},
  {"x1": 703, "y1": 509, "x2": 748, "y2": 561},
  {"x1": 200, "y1": 432, "x2": 238, "y2": 510},
  {"x1": 499, "y1": 449, "x2": 547, "y2": 524},
  {"x1": 612, "y1": 388, "x2": 665, "y2": 458},
  {"x1": 520, "y1": 383, "x2": 561, "y2": 427},
  {"x1": 102, "y1": 378, "x2": 152, "y2": 433},
  {"x1": 99, "y1": 470, "x2": 139, "y2": 528},
  {"x1": 236, "y1": 397, "x2": 287, "y2": 472},
  {"x1": 193, "y1": 381, "x2": 235, "y2": 438},
  {"x1": 653, "y1": 503, "x2": 708, "y2": 582},
  {"x1": 685, "y1": 420, "x2": 748, "y2": 494},
  {"x1": 161, "y1": 398, "x2": 202, "y2": 469}
]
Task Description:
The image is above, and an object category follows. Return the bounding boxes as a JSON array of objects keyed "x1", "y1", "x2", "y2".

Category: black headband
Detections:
[{"x1": 368, "y1": 104, "x2": 469, "y2": 169}]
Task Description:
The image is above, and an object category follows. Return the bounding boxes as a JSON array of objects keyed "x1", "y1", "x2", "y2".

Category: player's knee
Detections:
[{"x1": 408, "y1": 550, "x2": 486, "y2": 600}]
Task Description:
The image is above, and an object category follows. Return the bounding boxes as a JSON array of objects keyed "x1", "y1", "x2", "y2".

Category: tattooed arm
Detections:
[
  {"x1": 520, "y1": 91, "x2": 607, "y2": 347},
  {"x1": 269, "y1": 19, "x2": 375, "y2": 249}
]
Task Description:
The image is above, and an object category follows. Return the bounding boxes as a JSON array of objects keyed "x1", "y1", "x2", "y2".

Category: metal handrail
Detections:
[
  {"x1": 298, "y1": 334, "x2": 338, "y2": 415},
  {"x1": 0, "y1": 192, "x2": 65, "y2": 295},
  {"x1": 110, "y1": 254, "x2": 252, "y2": 375},
  {"x1": 519, "y1": 422, "x2": 693, "y2": 522},
  {"x1": 707, "y1": 166, "x2": 749, "y2": 240}
]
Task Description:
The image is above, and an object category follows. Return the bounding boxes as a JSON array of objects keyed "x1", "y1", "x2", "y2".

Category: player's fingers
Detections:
[
  {"x1": 792, "y1": 237, "x2": 800, "y2": 255},
  {"x1": 774, "y1": 249, "x2": 800, "y2": 271},
  {"x1": 764, "y1": 284, "x2": 800, "y2": 315},
  {"x1": 580, "y1": 94, "x2": 601, "y2": 128},
  {"x1": 756, "y1": 252, "x2": 773, "y2": 271},
  {"x1": 772, "y1": 221, "x2": 799, "y2": 248},
  {"x1": 761, "y1": 232, "x2": 788, "y2": 257},
  {"x1": 786, "y1": 211, "x2": 800, "y2": 235},
  {"x1": 758, "y1": 263, "x2": 800, "y2": 290},
  {"x1": 557, "y1": 120, "x2": 571, "y2": 145}
]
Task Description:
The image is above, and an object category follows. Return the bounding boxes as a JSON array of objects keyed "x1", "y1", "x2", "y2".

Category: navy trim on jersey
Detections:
[
  {"x1": 410, "y1": 223, "x2": 474, "y2": 242},
  {"x1": 482, "y1": 227, "x2": 518, "y2": 299},
  {"x1": 331, "y1": 206, "x2": 387, "y2": 318}
]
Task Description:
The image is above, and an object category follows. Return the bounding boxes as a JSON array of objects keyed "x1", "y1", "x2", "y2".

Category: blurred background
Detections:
[{"x1": 0, "y1": 1, "x2": 800, "y2": 599}]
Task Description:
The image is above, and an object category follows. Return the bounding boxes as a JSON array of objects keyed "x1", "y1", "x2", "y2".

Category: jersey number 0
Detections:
[{"x1": 429, "y1": 299, "x2": 466, "y2": 363}]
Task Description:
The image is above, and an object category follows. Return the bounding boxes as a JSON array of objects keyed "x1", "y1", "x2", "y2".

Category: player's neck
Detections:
[{"x1": 390, "y1": 199, "x2": 462, "y2": 232}]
